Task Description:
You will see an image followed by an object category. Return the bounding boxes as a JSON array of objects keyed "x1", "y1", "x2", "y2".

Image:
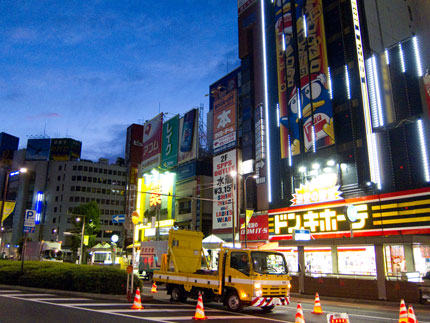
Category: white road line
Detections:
[
  {"x1": 347, "y1": 312, "x2": 430, "y2": 323},
  {"x1": 3, "y1": 293, "x2": 56, "y2": 297},
  {"x1": 98, "y1": 308, "x2": 226, "y2": 313},
  {"x1": 0, "y1": 290, "x2": 22, "y2": 293},
  {"x1": 142, "y1": 316, "x2": 257, "y2": 321},
  {"x1": 65, "y1": 303, "x2": 131, "y2": 307},
  {"x1": 22, "y1": 298, "x2": 90, "y2": 301}
]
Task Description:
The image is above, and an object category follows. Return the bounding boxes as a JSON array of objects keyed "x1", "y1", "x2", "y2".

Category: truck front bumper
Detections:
[{"x1": 250, "y1": 296, "x2": 290, "y2": 307}]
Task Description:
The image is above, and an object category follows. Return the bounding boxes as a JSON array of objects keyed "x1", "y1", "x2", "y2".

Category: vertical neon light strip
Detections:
[
  {"x1": 282, "y1": 34, "x2": 286, "y2": 51},
  {"x1": 345, "y1": 65, "x2": 351, "y2": 99},
  {"x1": 136, "y1": 177, "x2": 142, "y2": 215},
  {"x1": 417, "y1": 119, "x2": 430, "y2": 182},
  {"x1": 399, "y1": 43, "x2": 406, "y2": 73},
  {"x1": 288, "y1": 135, "x2": 292, "y2": 167},
  {"x1": 312, "y1": 125, "x2": 316, "y2": 152},
  {"x1": 35, "y1": 191, "x2": 43, "y2": 224},
  {"x1": 385, "y1": 49, "x2": 390, "y2": 65},
  {"x1": 303, "y1": 15, "x2": 308, "y2": 38},
  {"x1": 276, "y1": 103, "x2": 280, "y2": 127},
  {"x1": 297, "y1": 89, "x2": 302, "y2": 119},
  {"x1": 372, "y1": 56, "x2": 384, "y2": 127},
  {"x1": 260, "y1": 0, "x2": 272, "y2": 202},
  {"x1": 413, "y1": 36, "x2": 423, "y2": 77},
  {"x1": 366, "y1": 58, "x2": 378, "y2": 127},
  {"x1": 350, "y1": 0, "x2": 381, "y2": 188},
  {"x1": 328, "y1": 67, "x2": 333, "y2": 99}
]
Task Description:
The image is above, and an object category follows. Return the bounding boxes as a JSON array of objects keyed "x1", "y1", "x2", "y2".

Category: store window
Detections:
[
  {"x1": 304, "y1": 247, "x2": 332, "y2": 274},
  {"x1": 279, "y1": 248, "x2": 299, "y2": 274},
  {"x1": 413, "y1": 244, "x2": 430, "y2": 276},
  {"x1": 385, "y1": 245, "x2": 406, "y2": 277},
  {"x1": 338, "y1": 246, "x2": 376, "y2": 276}
]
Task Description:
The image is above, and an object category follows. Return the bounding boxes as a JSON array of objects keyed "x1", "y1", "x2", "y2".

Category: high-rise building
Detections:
[{"x1": 237, "y1": 0, "x2": 430, "y2": 301}]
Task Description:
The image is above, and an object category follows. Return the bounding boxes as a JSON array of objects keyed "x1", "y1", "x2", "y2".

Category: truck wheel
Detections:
[
  {"x1": 261, "y1": 305, "x2": 275, "y2": 313},
  {"x1": 225, "y1": 291, "x2": 243, "y2": 312},
  {"x1": 171, "y1": 286, "x2": 187, "y2": 303}
]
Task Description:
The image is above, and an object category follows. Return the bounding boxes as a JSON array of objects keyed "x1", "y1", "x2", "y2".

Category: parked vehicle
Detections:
[
  {"x1": 153, "y1": 229, "x2": 291, "y2": 312},
  {"x1": 138, "y1": 240, "x2": 168, "y2": 280}
]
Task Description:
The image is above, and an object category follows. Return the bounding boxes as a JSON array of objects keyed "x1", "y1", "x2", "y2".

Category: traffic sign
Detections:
[
  {"x1": 23, "y1": 209, "x2": 36, "y2": 233},
  {"x1": 112, "y1": 214, "x2": 125, "y2": 223}
]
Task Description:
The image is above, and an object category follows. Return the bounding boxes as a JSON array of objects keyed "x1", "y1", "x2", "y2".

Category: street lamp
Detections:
[
  {"x1": 1, "y1": 168, "x2": 27, "y2": 257},
  {"x1": 230, "y1": 171, "x2": 258, "y2": 248},
  {"x1": 76, "y1": 215, "x2": 86, "y2": 264}
]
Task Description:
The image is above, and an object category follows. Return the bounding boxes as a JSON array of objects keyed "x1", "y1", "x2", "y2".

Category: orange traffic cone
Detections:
[
  {"x1": 151, "y1": 282, "x2": 158, "y2": 293},
  {"x1": 407, "y1": 305, "x2": 418, "y2": 323},
  {"x1": 311, "y1": 292, "x2": 323, "y2": 314},
  {"x1": 192, "y1": 292, "x2": 207, "y2": 320},
  {"x1": 399, "y1": 299, "x2": 408, "y2": 323},
  {"x1": 131, "y1": 287, "x2": 144, "y2": 310},
  {"x1": 295, "y1": 303, "x2": 305, "y2": 323}
]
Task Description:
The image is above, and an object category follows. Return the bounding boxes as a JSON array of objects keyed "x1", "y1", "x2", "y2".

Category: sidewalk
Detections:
[{"x1": 0, "y1": 283, "x2": 154, "y2": 302}]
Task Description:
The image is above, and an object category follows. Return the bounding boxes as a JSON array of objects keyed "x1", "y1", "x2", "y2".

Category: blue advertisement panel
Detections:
[
  {"x1": 178, "y1": 108, "x2": 198, "y2": 165},
  {"x1": 161, "y1": 115, "x2": 179, "y2": 169},
  {"x1": 26, "y1": 139, "x2": 51, "y2": 161},
  {"x1": 175, "y1": 161, "x2": 197, "y2": 182}
]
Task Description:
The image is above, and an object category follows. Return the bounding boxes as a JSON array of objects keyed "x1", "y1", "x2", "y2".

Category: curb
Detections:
[
  {"x1": 290, "y1": 292, "x2": 430, "y2": 309},
  {"x1": 0, "y1": 284, "x2": 154, "y2": 302}
]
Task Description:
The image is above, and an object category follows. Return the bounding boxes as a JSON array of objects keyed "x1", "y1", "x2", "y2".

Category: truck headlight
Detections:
[
  {"x1": 254, "y1": 282, "x2": 261, "y2": 289},
  {"x1": 255, "y1": 290, "x2": 262, "y2": 297}
]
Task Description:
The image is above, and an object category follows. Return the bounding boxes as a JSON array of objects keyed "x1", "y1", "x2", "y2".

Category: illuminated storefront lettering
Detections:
[
  {"x1": 274, "y1": 205, "x2": 368, "y2": 234},
  {"x1": 291, "y1": 182, "x2": 343, "y2": 206}
]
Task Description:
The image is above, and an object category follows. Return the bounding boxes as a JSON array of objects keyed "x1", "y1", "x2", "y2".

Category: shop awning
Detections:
[{"x1": 126, "y1": 242, "x2": 141, "y2": 249}]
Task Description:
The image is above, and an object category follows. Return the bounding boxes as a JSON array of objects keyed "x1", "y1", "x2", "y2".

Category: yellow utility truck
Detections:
[{"x1": 153, "y1": 229, "x2": 291, "y2": 312}]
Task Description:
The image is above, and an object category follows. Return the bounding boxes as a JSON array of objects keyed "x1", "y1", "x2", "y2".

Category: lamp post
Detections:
[
  {"x1": 76, "y1": 215, "x2": 86, "y2": 264},
  {"x1": 230, "y1": 171, "x2": 257, "y2": 248},
  {"x1": 1, "y1": 168, "x2": 27, "y2": 257}
]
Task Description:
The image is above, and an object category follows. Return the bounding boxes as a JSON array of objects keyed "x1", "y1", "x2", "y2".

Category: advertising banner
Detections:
[
  {"x1": 0, "y1": 201, "x2": 15, "y2": 223},
  {"x1": 239, "y1": 213, "x2": 269, "y2": 241},
  {"x1": 26, "y1": 139, "x2": 51, "y2": 161},
  {"x1": 238, "y1": 0, "x2": 256, "y2": 15},
  {"x1": 178, "y1": 109, "x2": 198, "y2": 165},
  {"x1": 140, "y1": 171, "x2": 176, "y2": 219},
  {"x1": 213, "y1": 91, "x2": 237, "y2": 154},
  {"x1": 142, "y1": 113, "x2": 163, "y2": 172},
  {"x1": 275, "y1": 0, "x2": 335, "y2": 157},
  {"x1": 50, "y1": 138, "x2": 82, "y2": 161},
  {"x1": 213, "y1": 149, "x2": 237, "y2": 230},
  {"x1": 161, "y1": 115, "x2": 179, "y2": 169}
]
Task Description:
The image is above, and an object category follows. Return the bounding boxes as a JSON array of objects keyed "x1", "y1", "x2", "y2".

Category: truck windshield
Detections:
[{"x1": 251, "y1": 251, "x2": 288, "y2": 275}]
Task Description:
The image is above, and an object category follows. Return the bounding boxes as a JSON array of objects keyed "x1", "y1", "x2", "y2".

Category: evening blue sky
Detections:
[{"x1": 0, "y1": 1, "x2": 240, "y2": 162}]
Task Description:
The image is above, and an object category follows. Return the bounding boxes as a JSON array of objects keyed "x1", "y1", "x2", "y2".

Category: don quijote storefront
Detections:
[{"x1": 264, "y1": 186, "x2": 430, "y2": 303}]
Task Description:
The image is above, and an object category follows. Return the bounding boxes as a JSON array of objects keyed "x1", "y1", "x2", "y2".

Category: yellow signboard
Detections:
[{"x1": 0, "y1": 201, "x2": 16, "y2": 223}]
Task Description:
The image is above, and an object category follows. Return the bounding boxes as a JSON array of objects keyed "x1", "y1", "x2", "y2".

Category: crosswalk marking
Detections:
[
  {"x1": 98, "y1": 308, "x2": 226, "y2": 313},
  {"x1": 19, "y1": 297, "x2": 89, "y2": 301}
]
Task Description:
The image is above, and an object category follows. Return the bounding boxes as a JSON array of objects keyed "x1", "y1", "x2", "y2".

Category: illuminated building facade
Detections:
[{"x1": 238, "y1": 0, "x2": 430, "y2": 301}]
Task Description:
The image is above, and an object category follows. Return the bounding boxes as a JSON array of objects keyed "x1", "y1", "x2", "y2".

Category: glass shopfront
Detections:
[{"x1": 337, "y1": 246, "x2": 376, "y2": 276}]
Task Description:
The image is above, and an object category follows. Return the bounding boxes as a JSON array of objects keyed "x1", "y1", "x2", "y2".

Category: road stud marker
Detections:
[
  {"x1": 311, "y1": 292, "x2": 324, "y2": 314},
  {"x1": 131, "y1": 287, "x2": 144, "y2": 310},
  {"x1": 192, "y1": 292, "x2": 207, "y2": 320}
]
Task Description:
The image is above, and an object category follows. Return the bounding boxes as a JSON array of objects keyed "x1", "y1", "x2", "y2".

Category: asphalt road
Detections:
[{"x1": 1, "y1": 285, "x2": 430, "y2": 323}]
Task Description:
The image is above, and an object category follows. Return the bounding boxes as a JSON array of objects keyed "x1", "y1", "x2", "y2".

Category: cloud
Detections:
[
  {"x1": 26, "y1": 113, "x2": 61, "y2": 120},
  {"x1": 81, "y1": 123, "x2": 127, "y2": 163}
]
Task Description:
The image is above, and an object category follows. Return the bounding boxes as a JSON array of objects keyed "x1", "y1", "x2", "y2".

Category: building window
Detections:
[
  {"x1": 89, "y1": 167, "x2": 93, "y2": 172},
  {"x1": 113, "y1": 170, "x2": 117, "y2": 175},
  {"x1": 83, "y1": 176, "x2": 87, "y2": 181},
  {"x1": 71, "y1": 186, "x2": 75, "y2": 191},
  {"x1": 77, "y1": 176, "x2": 82, "y2": 181},
  {"x1": 88, "y1": 177, "x2": 92, "y2": 183},
  {"x1": 54, "y1": 207, "x2": 57, "y2": 213},
  {"x1": 59, "y1": 165, "x2": 62, "y2": 171},
  {"x1": 78, "y1": 166, "x2": 83, "y2": 171},
  {"x1": 57, "y1": 175, "x2": 61, "y2": 181},
  {"x1": 84, "y1": 166, "x2": 88, "y2": 171},
  {"x1": 80, "y1": 197, "x2": 85, "y2": 202},
  {"x1": 74, "y1": 196, "x2": 80, "y2": 202},
  {"x1": 56, "y1": 186, "x2": 60, "y2": 191},
  {"x1": 76, "y1": 186, "x2": 81, "y2": 192},
  {"x1": 55, "y1": 196, "x2": 59, "y2": 202},
  {"x1": 109, "y1": 170, "x2": 112, "y2": 175},
  {"x1": 72, "y1": 176, "x2": 76, "y2": 181},
  {"x1": 53, "y1": 217, "x2": 56, "y2": 223},
  {"x1": 73, "y1": 165, "x2": 77, "y2": 171},
  {"x1": 104, "y1": 169, "x2": 107, "y2": 174},
  {"x1": 69, "y1": 197, "x2": 73, "y2": 202},
  {"x1": 102, "y1": 189, "x2": 106, "y2": 194},
  {"x1": 86, "y1": 198, "x2": 90, "y2": 202}
]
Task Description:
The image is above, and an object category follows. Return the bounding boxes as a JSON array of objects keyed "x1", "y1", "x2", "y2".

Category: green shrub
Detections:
[{"x1": 0, "y1": 261, "x2": 141, "y2": 294}]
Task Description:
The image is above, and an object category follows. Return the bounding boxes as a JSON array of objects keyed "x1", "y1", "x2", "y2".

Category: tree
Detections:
[{"x1": 70, "y1": 201, "x2": 101, "y2": 262}]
